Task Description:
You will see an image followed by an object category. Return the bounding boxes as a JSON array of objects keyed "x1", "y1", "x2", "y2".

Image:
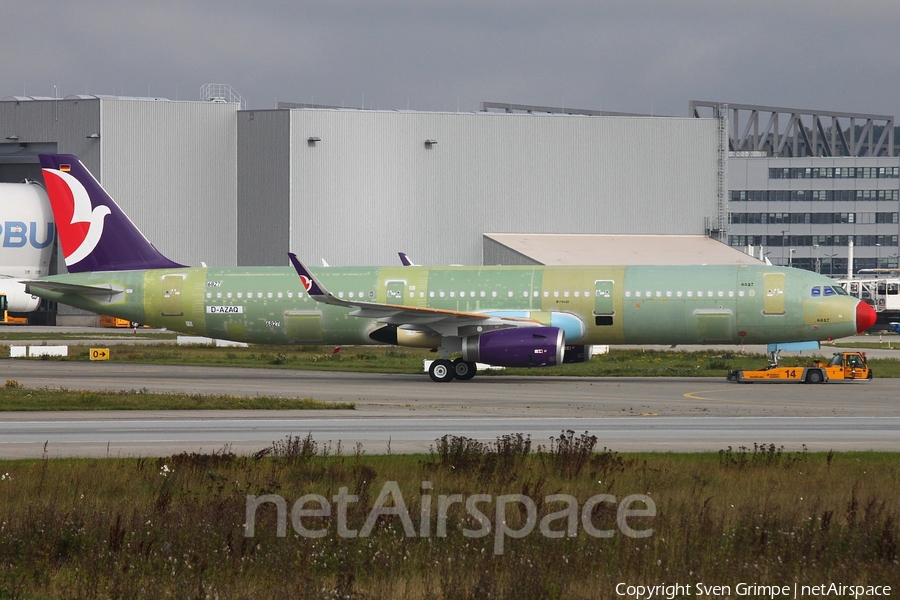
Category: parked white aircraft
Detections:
[{"x1": 0, "y1": 181, "x2": 54, "y2": 312}]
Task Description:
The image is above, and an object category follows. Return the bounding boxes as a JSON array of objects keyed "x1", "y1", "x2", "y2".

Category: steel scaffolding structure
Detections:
[{"x1": 690, "y1": 101, "x2": 895, "y2": 157}]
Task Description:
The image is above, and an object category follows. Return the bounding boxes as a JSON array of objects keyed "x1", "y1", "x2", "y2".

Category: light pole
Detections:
[
  {"x1": 781, "y1": 230, "x2": 786, "y2": 265},
  {"x1": 825, "y1": 253, "x2": 837, "y2": 275},
  {"x1": 789, "y1": 248, "x2": 795, "y2": 268},
  {"x1": 813, "y1": 244, "x2": 820, "y2": 273},
  {"x1": 876, "y1": 243, "x2": 882, "y2": 269}
]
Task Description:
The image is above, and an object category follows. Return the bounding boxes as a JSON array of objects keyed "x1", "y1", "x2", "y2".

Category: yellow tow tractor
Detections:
[{"x1": 727, "y1": 351, "x2": 873, "y2": 384}]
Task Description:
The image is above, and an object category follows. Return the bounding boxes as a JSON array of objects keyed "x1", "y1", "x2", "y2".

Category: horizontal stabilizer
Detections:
[{"x1": 23, "y1": 280, "x2": 124, "y2": 299}]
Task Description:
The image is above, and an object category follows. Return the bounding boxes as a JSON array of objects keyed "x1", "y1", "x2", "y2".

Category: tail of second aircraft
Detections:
[{"x1": 38, "y1": 154, "x2": 185, "y2": 273}]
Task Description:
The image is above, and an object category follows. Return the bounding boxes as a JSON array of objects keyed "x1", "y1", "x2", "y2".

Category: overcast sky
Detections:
[{"x1": 4, "y1": 1, "x2": 900, "y2": 117}]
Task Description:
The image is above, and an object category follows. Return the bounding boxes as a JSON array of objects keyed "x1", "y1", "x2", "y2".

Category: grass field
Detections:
[
  {"x1": 0, "y1": 435, "x2": 896, "y2": 598},
  {"x1": 0, "y1": 379, "x2": 354, "y2": 411}
]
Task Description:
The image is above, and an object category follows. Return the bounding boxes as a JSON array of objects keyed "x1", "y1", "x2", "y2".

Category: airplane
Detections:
[
  {"x1": 398, "y1": 252, "x2": 418, "y2": 266},
  {"x1": 25, "y1": 154, "x2": 877, "y2": 382},
  {"x1": 0, "y1": 180, "x2": 55, "y2": 313}
]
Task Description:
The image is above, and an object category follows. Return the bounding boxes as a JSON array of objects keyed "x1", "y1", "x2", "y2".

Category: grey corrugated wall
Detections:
[
  {"x1": 101, "y1": 98, "x2": 238, "y2": 266},
  {"x1": 282, "y1": 110, "x2": 718, "y2": 267},
  {"x1": 0, "y1": 98, "x2": 102, "y2": 177}
]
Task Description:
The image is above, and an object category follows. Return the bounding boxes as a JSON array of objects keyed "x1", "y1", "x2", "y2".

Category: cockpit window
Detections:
[
  {"x1": 823, "y1": 287, "x2": 835, "y2": 296},
  {"x1": 831, "y1": 285, "x2": 848, "y2": 295},
  {"x1": 811, "y1": 286, "x2": 821, "y2": 297}
]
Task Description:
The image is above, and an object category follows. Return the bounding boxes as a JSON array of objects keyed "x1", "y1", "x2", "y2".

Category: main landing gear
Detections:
[{"x1": 428, "y1": 358, "x2": 478, "y2": 382}]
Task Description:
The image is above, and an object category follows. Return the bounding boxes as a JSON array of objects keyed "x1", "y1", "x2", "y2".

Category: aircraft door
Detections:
[
  {"x1": 386, "y1": 280, "x2": 406, "y2": 304},
  {"x1": 161, "y1": 275, "x2": 185, "y2": 317},
  {"x1": 593, "y1": 280, "x2": 615, "y2": 326},
  {"x1": 763, "y1": 273, "x2": 785, "y2": 315},
  {"x1": 693, "y1": 310, "x2": 735, "y2": 342},
  {"x1": 285, "y1": 311, "x2": 324, "y2": 343}
]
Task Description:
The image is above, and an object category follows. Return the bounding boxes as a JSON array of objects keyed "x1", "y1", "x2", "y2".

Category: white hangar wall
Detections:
[{"x1": 239, "y1": 109, "x2": 720, "y2": 267}]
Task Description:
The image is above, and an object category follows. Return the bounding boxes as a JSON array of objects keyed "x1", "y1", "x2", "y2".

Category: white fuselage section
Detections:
[{"x1": 0, "y1": 181, "x2": 55, "y2": 311}]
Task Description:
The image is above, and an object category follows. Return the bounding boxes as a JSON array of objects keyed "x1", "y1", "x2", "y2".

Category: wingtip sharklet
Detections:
[{"x1": 287, "y1": 252, "x2": 327, "y2": 298}]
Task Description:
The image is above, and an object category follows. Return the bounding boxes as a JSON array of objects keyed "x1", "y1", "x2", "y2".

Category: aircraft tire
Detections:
[
  {"x1": 806, "y1": 369, "x2": 825, "y2": 384},
  {"x1": 453, "y1": 359, "x2": 477, "y2": 380},
  {"x1": 429, "y1": 359, "x2": 455, "y2": 382}
]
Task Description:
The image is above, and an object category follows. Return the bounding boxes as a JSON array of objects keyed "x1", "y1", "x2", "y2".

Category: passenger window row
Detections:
[
  {"x1": 205, "y1": 287, "x2": 599, "y2": 301},
  {"x1": 206, "y1": 291, "x2": 301, "y2": 300},
  {"x1": 205, "y1": 286, "x2": 845, "y2": 302},
  {"x1": 625, "y1": 289, "x2": 749, "y2": 299}
]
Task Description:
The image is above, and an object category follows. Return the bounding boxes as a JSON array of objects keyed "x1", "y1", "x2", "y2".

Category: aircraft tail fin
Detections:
[{"x1": 38, "y1": 154, "x2": 185, "y2": 273}]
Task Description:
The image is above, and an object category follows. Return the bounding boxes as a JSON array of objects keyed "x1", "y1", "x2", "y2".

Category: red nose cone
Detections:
[{"x1": 856, "y1": 301, "x2": 877, "y2": 333}]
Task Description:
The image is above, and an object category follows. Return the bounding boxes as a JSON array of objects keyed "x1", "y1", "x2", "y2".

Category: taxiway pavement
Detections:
[{"x1": 0, "y1": 361, "x2": 898, "y2": 457}]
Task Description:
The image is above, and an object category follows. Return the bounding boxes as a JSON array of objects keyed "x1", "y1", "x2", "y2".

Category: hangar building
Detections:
[
  {"x1": 1, "y1": 91, "x2": 723, "y2": 269},
  {"x1": 237, "y1": 103, "x2": 724, "y2": 267}
]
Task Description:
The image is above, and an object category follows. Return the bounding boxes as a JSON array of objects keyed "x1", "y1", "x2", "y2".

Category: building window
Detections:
[
  {"x1": 768, "y1": 167, "x2": 900, "y2": 180},
  {"x1": 731, "y1": 190, "x2": 900, "y2": 202}
]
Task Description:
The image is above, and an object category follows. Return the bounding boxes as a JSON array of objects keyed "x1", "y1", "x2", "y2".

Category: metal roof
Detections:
[
  {"x1": 484, "y1": 234, "x2": 762, "y2": 266},
  {"x1": 0, "y1": 95, "x2": 171, "y2": 103}
]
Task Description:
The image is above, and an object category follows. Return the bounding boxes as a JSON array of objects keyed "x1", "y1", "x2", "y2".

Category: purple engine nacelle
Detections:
[{"x1": 461, "y1": 327, "x2": 565, "y2": 368}]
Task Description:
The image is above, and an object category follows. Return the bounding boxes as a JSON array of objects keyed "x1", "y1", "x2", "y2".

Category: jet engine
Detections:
[
  {"x1": 0, "y1": 280, "x2": 40, "y2": 312},
  {"x1": 461, "y1": 326, "x2": 565, "y2": 368}
]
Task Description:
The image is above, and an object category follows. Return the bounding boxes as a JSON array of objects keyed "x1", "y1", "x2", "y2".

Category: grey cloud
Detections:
[{"x1": 2, "y1": 1, "x2": 899, "y2": 117}]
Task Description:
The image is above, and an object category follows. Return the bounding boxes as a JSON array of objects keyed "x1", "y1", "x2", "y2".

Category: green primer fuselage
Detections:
[{"x1": 33, "y1": 263, "x2": 861, "y2": 346}]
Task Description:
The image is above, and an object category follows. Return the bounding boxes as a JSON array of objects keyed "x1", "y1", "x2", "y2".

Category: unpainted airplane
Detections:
[{"x1": 26, "y1": 154, "x2": 877, "y2": 381}]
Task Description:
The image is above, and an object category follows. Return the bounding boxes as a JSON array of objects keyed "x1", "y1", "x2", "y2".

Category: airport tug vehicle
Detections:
[{"x1": 727, "y1": 350, "x2": 872, "y2": 384}]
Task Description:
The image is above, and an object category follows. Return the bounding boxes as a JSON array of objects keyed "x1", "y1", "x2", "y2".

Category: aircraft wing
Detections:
[{"x1": 288, "y1": 253, "x2": 538, "y2": 337}]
